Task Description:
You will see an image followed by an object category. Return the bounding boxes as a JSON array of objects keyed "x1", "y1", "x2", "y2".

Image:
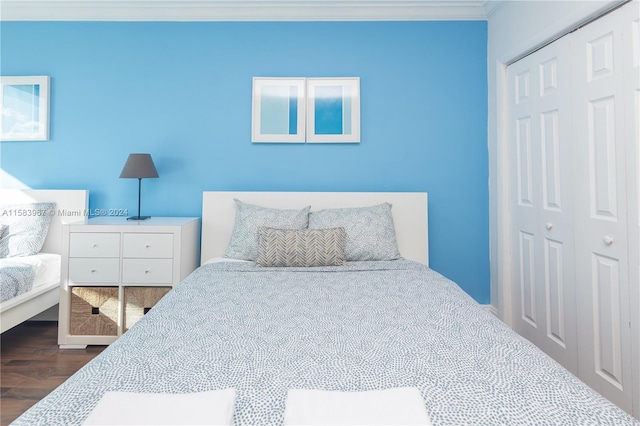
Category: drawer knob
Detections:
[
  {"x1": 145, "y1": 244, "x2": 151, "y2": 248},
  {"x1": 92, "y1": 244, "x2": 98, "y2": 248},
  {"x1": 545, "y1": 222, "x2": 553, "y2": 230},
  {"x1": 91, "y1": 269, "x2": 97, "y2": 273},
  {"x1": 145, "y1": 270, "x2": 150, "y2": 274},
  {"x1": 603, "y1": 235, "x2": 614, "y2": 245}
]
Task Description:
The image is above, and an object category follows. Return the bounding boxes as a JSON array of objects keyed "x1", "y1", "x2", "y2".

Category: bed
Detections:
[
  {"x1": 11, "y1": 191, "x2": 639, "y2": 425},
  {"x1": 0, "y1": 189, "x2": 88, "y2": 333}
]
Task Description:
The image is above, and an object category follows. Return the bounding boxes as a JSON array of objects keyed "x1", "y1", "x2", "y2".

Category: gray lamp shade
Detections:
[{"x1": 119, "y1": 154, "x2": 159, "y2": 179}]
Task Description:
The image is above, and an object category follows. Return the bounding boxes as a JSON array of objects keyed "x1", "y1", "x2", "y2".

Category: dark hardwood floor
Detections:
[{"x1": 1, "y1": 321, "x2": 106, "y2": 425}]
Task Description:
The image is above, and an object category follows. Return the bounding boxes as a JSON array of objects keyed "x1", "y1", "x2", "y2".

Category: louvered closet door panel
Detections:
[
  {"x1": 508, "y1": 36, "x2": 577, "y2": 374},
  {"x1": 572, "y1": 5, "x2": 633, "y2": 413}
]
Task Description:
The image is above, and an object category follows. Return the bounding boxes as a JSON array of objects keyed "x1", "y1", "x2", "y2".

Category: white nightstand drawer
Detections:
[
  {"x1": 70, "y1": 233, "x2": 120, "y2": 258},
  {"x1": 122, "y1": 259, "x2": 173, "y2": 284},
  {"x1": 69, "y1": 258, "x2": 120, "y2": 283},
  {"x1": 123, "y1": 233, "x2": 173, "y2": 259}
]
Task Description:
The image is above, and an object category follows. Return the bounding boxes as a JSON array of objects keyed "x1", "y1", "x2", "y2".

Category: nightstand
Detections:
[{"x1": 58, "y1": 217, "x2": 200, "y2": 348}]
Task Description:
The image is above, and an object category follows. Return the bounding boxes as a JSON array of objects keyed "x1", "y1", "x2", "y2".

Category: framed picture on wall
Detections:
[
  {"x1": 0, "y1": 76, "x2": 50, "y2": 141},
  {"x1": 252, "y1": 77, "x2": 306, "y2": 143},
  {"x1": 306, "y1": 77, "x2": 360, "y2": 143}
]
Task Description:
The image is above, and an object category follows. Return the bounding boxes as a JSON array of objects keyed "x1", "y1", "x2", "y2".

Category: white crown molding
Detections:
[
  {"x1": 482, "y1": 0, "x2": 508, "y2": 19},
  {"x1": 0, "y1": 1, "x2": 488, "y2": 21}
]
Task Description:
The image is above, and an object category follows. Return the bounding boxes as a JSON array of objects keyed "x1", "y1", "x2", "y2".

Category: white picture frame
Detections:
[
  {"x1": 252, "y1": 77, "x2": 306, "y2": 143},
  {"x1": 0, "y1": 76, "x2": 50, "y2": 141},
  {"x1": 306, "y1": 77, "x2": 360, "y2": 143}
]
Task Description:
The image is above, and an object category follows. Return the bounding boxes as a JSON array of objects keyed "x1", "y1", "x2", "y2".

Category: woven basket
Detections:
[
  {"x1": 70, "y1": 287, "x2": 118, "y2": 336},
  {"x1": 123, "y1": 287, "x2": 171, "y2": 332}
]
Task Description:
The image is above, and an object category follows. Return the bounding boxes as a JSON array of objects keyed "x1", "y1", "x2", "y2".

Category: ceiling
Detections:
[{"x1": 0, "y1": 0, "x2": 507, "y2": 21}]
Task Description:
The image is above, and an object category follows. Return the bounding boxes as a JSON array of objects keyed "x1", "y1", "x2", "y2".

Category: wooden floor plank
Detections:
[{"x1": 0, "y1": 321, "x2": 106, "y2": 426}]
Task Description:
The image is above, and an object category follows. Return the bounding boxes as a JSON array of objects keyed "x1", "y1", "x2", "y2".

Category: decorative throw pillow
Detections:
[
  {"x1": 308, "y1": 203, "x2": 401, "y2": 261},
  {"x1": 256, "y1": 227, "x2": 347, "y2": 267},
  {"x1": 223, "y1": 199, "x2": 311, "y2": 261},
  {"x1": 0, "y1": 224, "x2": 8, "y2": 258},
  {"x1": 0, "y1": 202, "x2": 56, "y2": 257}
]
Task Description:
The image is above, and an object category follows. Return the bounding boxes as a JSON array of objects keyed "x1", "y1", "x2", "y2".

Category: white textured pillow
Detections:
[
  {"x1": 223, "y1": 199, "x2": 310, "y2": 261},
  {"x1": 0, "y1": 224, "x2": 8, "y2": 258},
  {"x1": 308, "y1": 203, "x2": 401, "y2": 261},
  {"x1": 0, "y1": 202, "x2": 56, "y2": 257}
]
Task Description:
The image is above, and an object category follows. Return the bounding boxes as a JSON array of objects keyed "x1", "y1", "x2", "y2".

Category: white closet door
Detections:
[
  {"x1": 508, "y1": 36, "x2": 578, "y2": 374},
  {"x1": 572, "y1": 5, "x2": 634, "y2": 413},
  {"x1": 622, "y1": 5, "x2": 639, "y2": 418},
  {"x1": 509, "y1": 51, "x2": 540, "y2": 347}
]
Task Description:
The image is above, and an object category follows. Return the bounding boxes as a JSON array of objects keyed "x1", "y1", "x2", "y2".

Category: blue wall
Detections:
[{"x1": 0, "y1": 21, "x2": 489, "y2": 303}]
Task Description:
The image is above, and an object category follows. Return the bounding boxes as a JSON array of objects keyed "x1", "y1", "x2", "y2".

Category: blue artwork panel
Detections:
[
  {"x1": 288, "y1": 86, "x2": 297, "y2": 135},
  {"x1": 342, "y1": 85, "x2": 352, "y2": 135},
  {"x1": 259, "y1": 85, "x2": 299, "y2": 136},
  {"x1": 260, "y1": 85, "x2": 291, "y2": 135},
  {"x1": 2, "y1": 84, "x2": 40, "y2": 135},
  {"x1": 314, "y1": 86, "x2": 343, "y2": 135}
]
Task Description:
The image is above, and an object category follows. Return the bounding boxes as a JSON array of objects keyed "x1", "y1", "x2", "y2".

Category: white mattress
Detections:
[{"x1": 0, "y1": 253, "x2": 61, "y2": 289}]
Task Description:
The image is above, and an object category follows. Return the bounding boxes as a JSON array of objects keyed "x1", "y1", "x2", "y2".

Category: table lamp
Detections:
[{"x1": 119, "y1": 153, "x2": 159, "y2": 220}]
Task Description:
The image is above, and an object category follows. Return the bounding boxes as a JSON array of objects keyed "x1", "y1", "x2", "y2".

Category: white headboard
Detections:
[
  {"x1": 201, "y1": 191, "x2": 428, "y2": 266},
  {"x1": 0, "y1": 189, "x2": 89, "y2": 255}
]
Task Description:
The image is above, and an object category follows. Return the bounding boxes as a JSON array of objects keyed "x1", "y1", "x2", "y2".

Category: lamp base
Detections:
[{"x1": 127, "y1": 216, "x2": 151, "y2": 221}]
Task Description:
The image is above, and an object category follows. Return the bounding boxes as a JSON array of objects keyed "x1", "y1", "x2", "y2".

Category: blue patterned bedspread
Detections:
[
  {"x1": 13, "y1": 260, "x2": 638, "y2": 425},
  {"x1": 1, "y1": 261, "x2": 36, "y2": 303}
]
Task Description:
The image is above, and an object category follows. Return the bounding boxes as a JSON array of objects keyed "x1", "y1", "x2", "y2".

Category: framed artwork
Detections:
[
  {"x1": 0, "y1": 76, "x2": 50, "y2": 141},
  {"x1": 306, "y1": 77, "x2": 360, "y2": 143},
  {"x1": 252, "y1": 77, "x2": 306, "y2": 143}
]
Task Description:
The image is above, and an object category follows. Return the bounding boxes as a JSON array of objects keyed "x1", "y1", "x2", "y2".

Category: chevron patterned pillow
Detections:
[{"x1": 256, "y1": 227, "x2": 347, "y2": 267}]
